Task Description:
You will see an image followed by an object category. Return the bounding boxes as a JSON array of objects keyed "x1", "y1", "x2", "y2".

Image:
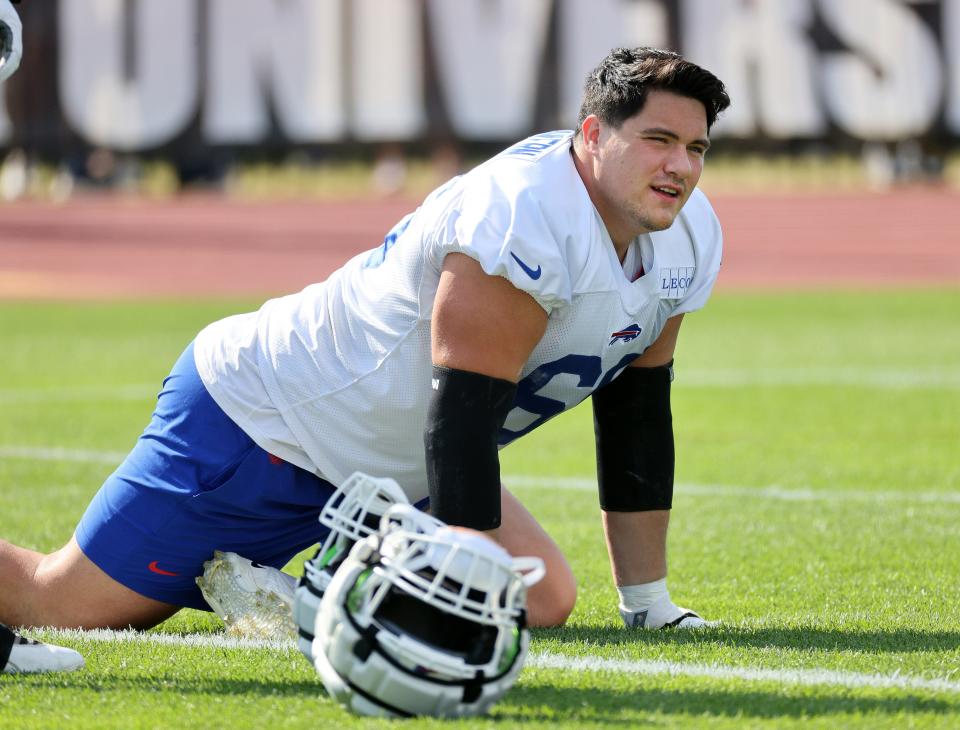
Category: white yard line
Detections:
[
  {"x1": 0, "y1": 445, "x2": 129, "y2": 464},
  {"x1": 43, "y1": 627, "x2": 292, "y2": 651},
  {"x1": 0, "y1": 384, "x2": 157, "y2": 404},
  {"x1": 36, "y1": 628, "x2": 960, "y2": 695},
  {"x1": 0, "y1": 368, "x2": 956, "y2": 404},
  {"x1": 3, "y1": 444, "x2": 959, "y2": 504},
  {"x1": 528, "y1": 651, "x2": 960, "y2": 695},
  {"x1": 505, "y1": 474, "x2": 960, "y2": 505},
  {"x1": 680, "y1": 368, "x2": 960, "y2": 390}
]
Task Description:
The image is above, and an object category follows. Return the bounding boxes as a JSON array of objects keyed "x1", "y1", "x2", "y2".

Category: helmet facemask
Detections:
[{"x1": 293, "y1": 472, "x2": 409, "y2": 662}]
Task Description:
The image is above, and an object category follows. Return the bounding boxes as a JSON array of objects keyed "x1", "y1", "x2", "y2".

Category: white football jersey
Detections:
[{"x1": 194, "y1": 131, "x2": 722, "y2": 503}]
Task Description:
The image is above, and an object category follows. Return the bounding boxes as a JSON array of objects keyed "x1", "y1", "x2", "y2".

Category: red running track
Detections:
[{"x1": 0, "y1": 190, "x2": 957, "y2": 299}]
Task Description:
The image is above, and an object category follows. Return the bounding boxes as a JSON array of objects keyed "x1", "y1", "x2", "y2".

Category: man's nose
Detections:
[{"x1": 662, "y1": 144, "x2": 692, "y2": 178}]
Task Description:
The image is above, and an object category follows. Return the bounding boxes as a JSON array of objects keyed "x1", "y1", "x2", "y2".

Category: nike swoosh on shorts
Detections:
[{"x1": 148, "y1": 560, "x2": 180, "y2": 576}]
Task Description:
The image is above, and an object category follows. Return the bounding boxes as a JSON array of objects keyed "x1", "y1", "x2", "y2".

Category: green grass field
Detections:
[{"x1": 1, "y1": 289, "x2": 958, "y2": 728}]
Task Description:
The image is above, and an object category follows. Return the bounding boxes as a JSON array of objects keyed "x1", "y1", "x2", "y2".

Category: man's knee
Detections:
[{"x1": 527, "y1": 560, "x2": 577, "y2": 628}]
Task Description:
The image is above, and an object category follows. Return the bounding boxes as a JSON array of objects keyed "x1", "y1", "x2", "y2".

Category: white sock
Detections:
[{"x1": 617, "y1": 578, "x2": 669, "y2": 613}]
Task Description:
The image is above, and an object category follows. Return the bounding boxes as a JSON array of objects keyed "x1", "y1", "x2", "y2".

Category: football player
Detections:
[{"x1": 0, "y1": 47, "x2": 729, "y2": 633}]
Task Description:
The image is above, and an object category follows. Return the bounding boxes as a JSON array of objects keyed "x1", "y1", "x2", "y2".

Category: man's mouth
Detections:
[{"x1": 651, "y1": 184, "x2": 682, "y2": 199}]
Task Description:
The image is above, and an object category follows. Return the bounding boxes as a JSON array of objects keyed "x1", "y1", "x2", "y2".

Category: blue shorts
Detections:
[{"x1": 76, "y1": 342, "x2": 336, "y2": 610}]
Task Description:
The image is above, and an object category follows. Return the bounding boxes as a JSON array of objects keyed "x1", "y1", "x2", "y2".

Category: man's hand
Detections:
[{"x1": 0, "y1": 0, "x2": 23, "y2": 82}]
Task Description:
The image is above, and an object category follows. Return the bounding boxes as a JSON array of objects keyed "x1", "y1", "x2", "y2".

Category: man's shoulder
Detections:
[
  {"x1": 647, "y1": 188, "x2": 724, "y2": 311},
  {"x1": 462, "y1": 130, "x2": 587, "y2": 226},
  {"x1": 494, "y1": 130, "x2": 575, "y2": 164},
  {"x1": 668, "y1": 188, "x2": 722, "y2": 252},
  {"x1": 649, "y1": 189, "x2": 722, "y2": 276},
  {"x1": 681, "y1": 188, "x2": 720, "y2": 225},
  {"x1": 448, "y1": 132, "x2": 593, "y2": 313},
  {"x1": 474, "y1": 131, "x2": 577, "y2": 189}
]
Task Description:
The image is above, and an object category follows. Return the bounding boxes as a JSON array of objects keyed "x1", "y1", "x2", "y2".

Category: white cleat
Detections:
[
  {"x1": 196, "y1": 551, "x2": 298, "y2": 640},
  {"x1": 620, "y1": 595, "x2": 717, "y2": 629},
  {"x1": 1, "y1": 624, "x2": 85, "y2": 674}
]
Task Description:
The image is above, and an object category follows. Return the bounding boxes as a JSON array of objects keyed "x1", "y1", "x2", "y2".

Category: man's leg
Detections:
[
  {"x1": 602, "y1": 509, "x2": 709, "y2": 628},
  {"x1": 493, "y1": 485, "x2": 577, "y2": 628},
  {"x1": 601, "y1": 510, "x2": 668, "y2": 585},
  {"x1": 0, "y1": 536, "x2": 178, "y2": 630}
]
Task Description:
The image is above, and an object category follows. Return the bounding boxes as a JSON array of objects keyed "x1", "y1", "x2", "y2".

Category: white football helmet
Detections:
[
  {"x1": 312, "y1": 504, "x2": 545, "y2": 718},
  {"x1": 293, "y1": 472, "x2": 409, "y2": 660}
]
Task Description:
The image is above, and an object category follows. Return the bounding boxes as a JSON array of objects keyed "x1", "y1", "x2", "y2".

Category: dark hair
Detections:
[{"x1": 577, "y1": 47, "x2": 730, "y2": 133}]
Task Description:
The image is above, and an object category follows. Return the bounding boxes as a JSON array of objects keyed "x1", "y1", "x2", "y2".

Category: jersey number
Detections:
[
  {"x1": 498, "y1": 352, "x2": 638, "y2": 445},
  {"x1": 363, "y1": 214, "x2": 413, "y2": 268}
]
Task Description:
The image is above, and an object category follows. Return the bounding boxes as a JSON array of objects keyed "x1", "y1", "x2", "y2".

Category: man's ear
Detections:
[{"x1": 579, "y1": 115, "x2": 602, "y2": 154}]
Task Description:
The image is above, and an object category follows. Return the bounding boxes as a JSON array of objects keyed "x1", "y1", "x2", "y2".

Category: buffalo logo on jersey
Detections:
[{"x1": 609, "y1": 324, "x2": 642, "y2": 345}]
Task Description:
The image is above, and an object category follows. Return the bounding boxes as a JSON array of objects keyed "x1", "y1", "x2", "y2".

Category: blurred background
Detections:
[
  {"x1": 2, "y1": 7, "x2": 959, "y2": 721},
  {"x1": 3, "y1": 0, "x2": 959, "y2": 197},
  {"x1": 0, "y1": 0, "x2": 958, "y2": 296}
]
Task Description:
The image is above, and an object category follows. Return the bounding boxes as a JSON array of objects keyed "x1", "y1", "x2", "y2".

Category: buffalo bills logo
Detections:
[{"x1": 609, "y1": 324, "x2": 642, "y2": 345}]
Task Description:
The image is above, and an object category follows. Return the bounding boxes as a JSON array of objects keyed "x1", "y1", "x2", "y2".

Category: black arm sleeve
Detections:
[
  {"x1": 592, "y1": 361, "x2": 675, "y2": 512},
  {"x1": 424, "y1": 365, "x2": 517, "y2": 530}
]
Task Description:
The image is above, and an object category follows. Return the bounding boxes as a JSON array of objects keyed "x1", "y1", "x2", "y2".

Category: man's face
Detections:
[{"x1": 588, "y1": 90, "x2": 710, "y2": 240}]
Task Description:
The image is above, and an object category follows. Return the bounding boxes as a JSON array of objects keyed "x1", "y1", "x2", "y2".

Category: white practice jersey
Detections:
[{"x1": 194, "y1": 131, "x2": 723, "y2": 504}]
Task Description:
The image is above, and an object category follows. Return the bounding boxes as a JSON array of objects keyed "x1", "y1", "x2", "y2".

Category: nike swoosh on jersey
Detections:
[
  {"x1": 147, "y1": 560, "x2": 180, "y2": 577},
  {"x1": 509, "y1": 252, "x2": 542, "y2": 280}
]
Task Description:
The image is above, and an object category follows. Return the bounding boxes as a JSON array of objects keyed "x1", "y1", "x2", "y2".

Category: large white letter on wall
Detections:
[
  {"x1": 427, "y1": 0, "x2": 551, "y2": 139},
  {"x1": 682, "y1": 0, "x2": 824, "y2": 138},
  {"x1": 945, "y1": 0, "x2": 960, "y2": 133},
  {"x1": 59, "y1": 0, "x2": 198, "y2": 150},
  {"x1": 559, "y1": 0, "x2": 669, "y2": 129},
  {"x1": 819, "y1": 0, "x2": 942, "y2": 140},
  {"x1": 205, "y1": 0, "x2": 344, "y2": 143},
  {"x1": 351, "y1": 0, "x2": 425, "y2": 141}
]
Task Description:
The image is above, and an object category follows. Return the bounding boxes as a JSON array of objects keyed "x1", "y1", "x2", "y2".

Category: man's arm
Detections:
[
  {"x1": 425, "y1": 252, "x2": 547, "y2": 533},
  {"x1": 629, "y1": 313, "x2": 683, "y2": 369},
  {"x1": 432, "y1": 252, "x2": 547, "y2": 380},
  {"x1": 593, "y1": 312, "x2": 708, "y2": 628},
  {"x1": 427, "y1": 253, "x2": 578, "y2": 626},
  {"x1": 596, "y1": 314, "x2": 683, "y2": 587}
]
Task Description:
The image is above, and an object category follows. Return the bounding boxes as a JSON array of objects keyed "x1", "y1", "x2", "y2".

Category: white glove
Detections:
[{"x1": 0, "y1": 0, "x2": 23, "y2": 82}]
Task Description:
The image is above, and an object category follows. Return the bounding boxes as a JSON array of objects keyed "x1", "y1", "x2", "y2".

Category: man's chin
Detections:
[{"x1": 638, "y1": 213, "x2": 679, "y2": 234}]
